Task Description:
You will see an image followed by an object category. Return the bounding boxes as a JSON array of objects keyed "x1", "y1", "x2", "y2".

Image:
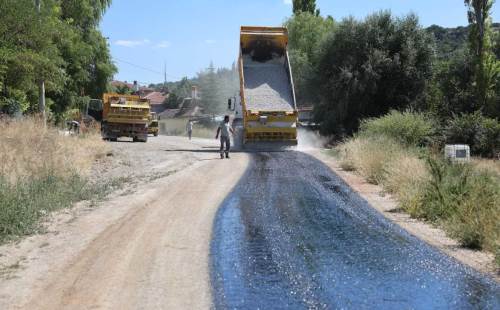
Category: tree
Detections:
[
  {"x1": 52, "y1": 0, "x2": 116, "y2": 116},
  {"x1": 430, "y1": 50, "x2": 476, "y2": 118},
  {"x1": 464, "y1": 0, "x2": 499, "y2": 114},
  {"x1": 292, "y1": 0, "x2": 319, "y2": 16},
  {"x1": 163, "y1": 93, "x2": 181, "y2": 109},
  {"x1": 174, "y1": 77, "x2": 193, "y2": 99},
  {"x1": 0, "y1": 0, "x2": 115, "y2": 119},
  {"x1": 0, "y1": 0, "x2": 65, "y2": 114},
  {"x1": 285, "y1": 12, "x2": 335, "y2": 105},
  {"x1": 313, "y1": 12, "x2": 434, "y2": 134},
  {"x1": 199, "y1": 62, "x2": 221, "y2": 114}
]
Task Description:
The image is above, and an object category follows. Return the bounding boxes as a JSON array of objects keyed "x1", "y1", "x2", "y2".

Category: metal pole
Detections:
[{"x1": 35, "y1": 0, "x2": 46, "y2": 123}]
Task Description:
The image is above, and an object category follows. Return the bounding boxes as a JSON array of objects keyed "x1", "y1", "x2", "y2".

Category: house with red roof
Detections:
[{"x1": 144, "y1": 91, "x2": 168, "y2": 113}]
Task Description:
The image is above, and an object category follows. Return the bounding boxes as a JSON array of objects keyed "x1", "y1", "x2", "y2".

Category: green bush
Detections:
[
  {"x1": 359, "y1": 110, "x2": 437, "y2": 147},
  {"x1": 412, "y1": 158, "x2": 500, "y2": 251},
  {"x1": 445, "y1": 112, "x2": 500, "y2": 157},
  {"x1": 413, "y1": 158, "x2": 470, "y2": 221},
  {"x1": 446, "y1": 168, "x2": 499, "y2": 251}
]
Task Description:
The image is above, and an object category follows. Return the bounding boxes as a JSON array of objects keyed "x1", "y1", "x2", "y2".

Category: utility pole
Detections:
[
  {"x1": 35, "y1": 0, "x2": 46, "y2": 123},
  {"x1": 163, "y1": 61, "x2": 167, "y2": 92}
]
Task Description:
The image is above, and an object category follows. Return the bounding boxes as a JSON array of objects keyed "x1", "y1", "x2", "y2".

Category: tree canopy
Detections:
[
  {"x1": 287, "y1": 11, "x2": 434, "y2": 134},
  {"x1": 0, "y1": 0, "x2": 116, "y2": 119},
  {"x1": 292, "y1": 0, "x2": 319, "y2": 16},
  {"x1": 464, "y1": 0, "x2": 499, "y2": 116}
]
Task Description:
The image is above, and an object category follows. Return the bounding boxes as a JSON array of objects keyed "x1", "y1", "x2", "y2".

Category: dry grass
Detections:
[
  {"x1": 336, "y1": 135, "x2": 500, "y2": 265},
  {"x1": 337, "y1": 136, "x2": 406, "y2": 184},
  {"x1": 0, "y1": 117, "x2": 111, "y2": 241},
  {"x1": 382, "y1": 154, "x2": 429, "y2": 213},
  {"x1": 0, "y1": 117, "x2": 108, "y2": 183},
  {"x1": 338, "y1": 136, "x2": 430, "y2": 212},
  {"x1": 472, "y1": 158, "x2": 500, "y2": 176}
]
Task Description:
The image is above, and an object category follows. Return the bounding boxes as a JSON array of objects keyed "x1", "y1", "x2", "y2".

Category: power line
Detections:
[{"x1": 113, "y1": 57, "x2": 182, "y2": 80}]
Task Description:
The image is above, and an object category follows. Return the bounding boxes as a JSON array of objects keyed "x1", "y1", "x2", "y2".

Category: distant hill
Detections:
[{"x1": 427, "y1": 23, "x2": 500, "y2": 59}]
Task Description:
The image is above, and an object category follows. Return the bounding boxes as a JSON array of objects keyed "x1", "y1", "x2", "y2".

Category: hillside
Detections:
[{"x1": 427, "y1": 23, "x2": 500, "y2": 59}]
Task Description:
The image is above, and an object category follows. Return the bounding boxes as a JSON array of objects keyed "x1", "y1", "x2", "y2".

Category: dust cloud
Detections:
[{"x1": 297, "y1": 128, "x2": 328, "y2": 151}]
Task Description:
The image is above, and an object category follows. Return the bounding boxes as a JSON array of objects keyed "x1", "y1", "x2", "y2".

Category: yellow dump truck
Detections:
[
  {"x1": 148, "y1": 112, "x2": 159, "y2": 136},
  {"x1": 101, "y1": 93, "x2": 150, "y2": 142},
  {"x1": 228, "y1": 26, "x2": 298, "y2": 148}
]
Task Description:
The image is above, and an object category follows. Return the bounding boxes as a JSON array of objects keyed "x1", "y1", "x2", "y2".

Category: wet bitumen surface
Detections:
[{"x1": 210, "y1": 152, "x2": 500, "y2": 309}]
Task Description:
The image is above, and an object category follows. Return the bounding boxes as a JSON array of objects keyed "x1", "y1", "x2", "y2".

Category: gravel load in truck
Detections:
[
  {"x1": 243, "y1": 54, "x2": 295, "y2": 112},
  {"x1": 231, "y1": 26, "x2": 299, "y2": 147}
]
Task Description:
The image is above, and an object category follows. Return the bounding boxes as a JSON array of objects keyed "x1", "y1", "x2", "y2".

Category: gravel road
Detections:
[{"x1": 0, "y1": 136, "x2": 249, "y2": 309}]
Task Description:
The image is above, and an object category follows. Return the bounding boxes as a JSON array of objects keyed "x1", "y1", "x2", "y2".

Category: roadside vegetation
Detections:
[
  {"x1": 0, "y1": 0, "x2": 115, "y2": 120},
  {"x1": 0, "y1": 118, "x2": 111, "y2": 242},
  {"x1": 336, "y1": 111, "x2": 500, "y2": 266}
]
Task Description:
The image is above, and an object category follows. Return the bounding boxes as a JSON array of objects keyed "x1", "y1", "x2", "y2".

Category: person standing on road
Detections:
[
  {"x1": 216, "y1": 115, "x2": 234, "y2": 159},
  {"x1": 186, "y1": 120, "x2": 193, "y2": 140}
]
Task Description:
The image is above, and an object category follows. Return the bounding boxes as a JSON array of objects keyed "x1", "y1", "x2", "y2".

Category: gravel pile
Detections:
[{"x1": 243, "y1": 55, "x2": 295, "y2": 112}]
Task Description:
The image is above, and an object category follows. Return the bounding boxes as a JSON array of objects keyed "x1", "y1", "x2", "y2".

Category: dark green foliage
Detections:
[
  {"x1": 292, "y1": 0, "x2": 318, "y2": 15},
  {"x1": 464, "y1": 0, "x2": 499, "y2": 112},
  {"x1": 432, "y1": 50, "x2": 477, "y2": 116},
  {"x1": 360, "y1": 110, "x2": 437, "y2": 147},
  {"x1": 112, "y1": 84, "x2": 133, "y2": 95},
  {"x1": 444, "y1": 112, "x2": 500, "y2": 157},
  {"x1": 285, "y1": 12, "x2": 334, "y2": 106},
  {"x1": 163, "y1": 93, "x2": 182, "y2": 109},
  {"x1": 0, "y1": 0, "x2": 115, "y2": 118},
  {"x1": 312, "y1": 12, "x2": 434, "y2": 134},
  {"x1": 426, "y1": 25, "x2": 470, "y2": 59},
  {"x1": 427, "y1": 23, "x2": 500, "y2": 59},
  {"x1": 0, "y1": 0, "x2": 66, "y2": 113}
]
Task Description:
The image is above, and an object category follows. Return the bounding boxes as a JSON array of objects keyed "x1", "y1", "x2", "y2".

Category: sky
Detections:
[{"x1": 100, "y1": 0, "x2": 500, "y2": 85}]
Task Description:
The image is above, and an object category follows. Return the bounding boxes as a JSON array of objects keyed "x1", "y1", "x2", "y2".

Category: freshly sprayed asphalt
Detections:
[{"x1": 210, "y1": 151, "x2": 500, "y2": 309}]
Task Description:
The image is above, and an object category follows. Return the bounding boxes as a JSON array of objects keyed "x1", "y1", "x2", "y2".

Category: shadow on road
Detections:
[{"x1": 164, "y1": 149, "x2": 246, "y2": 154}]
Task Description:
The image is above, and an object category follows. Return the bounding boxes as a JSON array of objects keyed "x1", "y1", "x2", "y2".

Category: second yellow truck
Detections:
[{"x1": 101, "y1": 93, "x2": 151, "y2": 142}]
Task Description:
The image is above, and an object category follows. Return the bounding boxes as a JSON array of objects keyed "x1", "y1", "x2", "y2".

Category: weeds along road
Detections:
[{"x1": 0, "y1": 136, "x2": 498, "y2": 309}]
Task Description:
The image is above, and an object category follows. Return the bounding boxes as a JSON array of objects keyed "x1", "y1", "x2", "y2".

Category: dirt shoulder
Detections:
[
  {"x1": 310, "y1": 150, "x2": 500, "y2": 283},
  {"x1": 0, "y1": 136, "x2": 249, "y2": 309}
]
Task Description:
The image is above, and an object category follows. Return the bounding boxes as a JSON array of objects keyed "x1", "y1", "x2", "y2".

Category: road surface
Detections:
[
  {"x1": 0, "y1": 136, "x2": 498, "y2": 309},
  {"x1": 211, "y1": 152, "x2": 500, "y2": 309}
]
